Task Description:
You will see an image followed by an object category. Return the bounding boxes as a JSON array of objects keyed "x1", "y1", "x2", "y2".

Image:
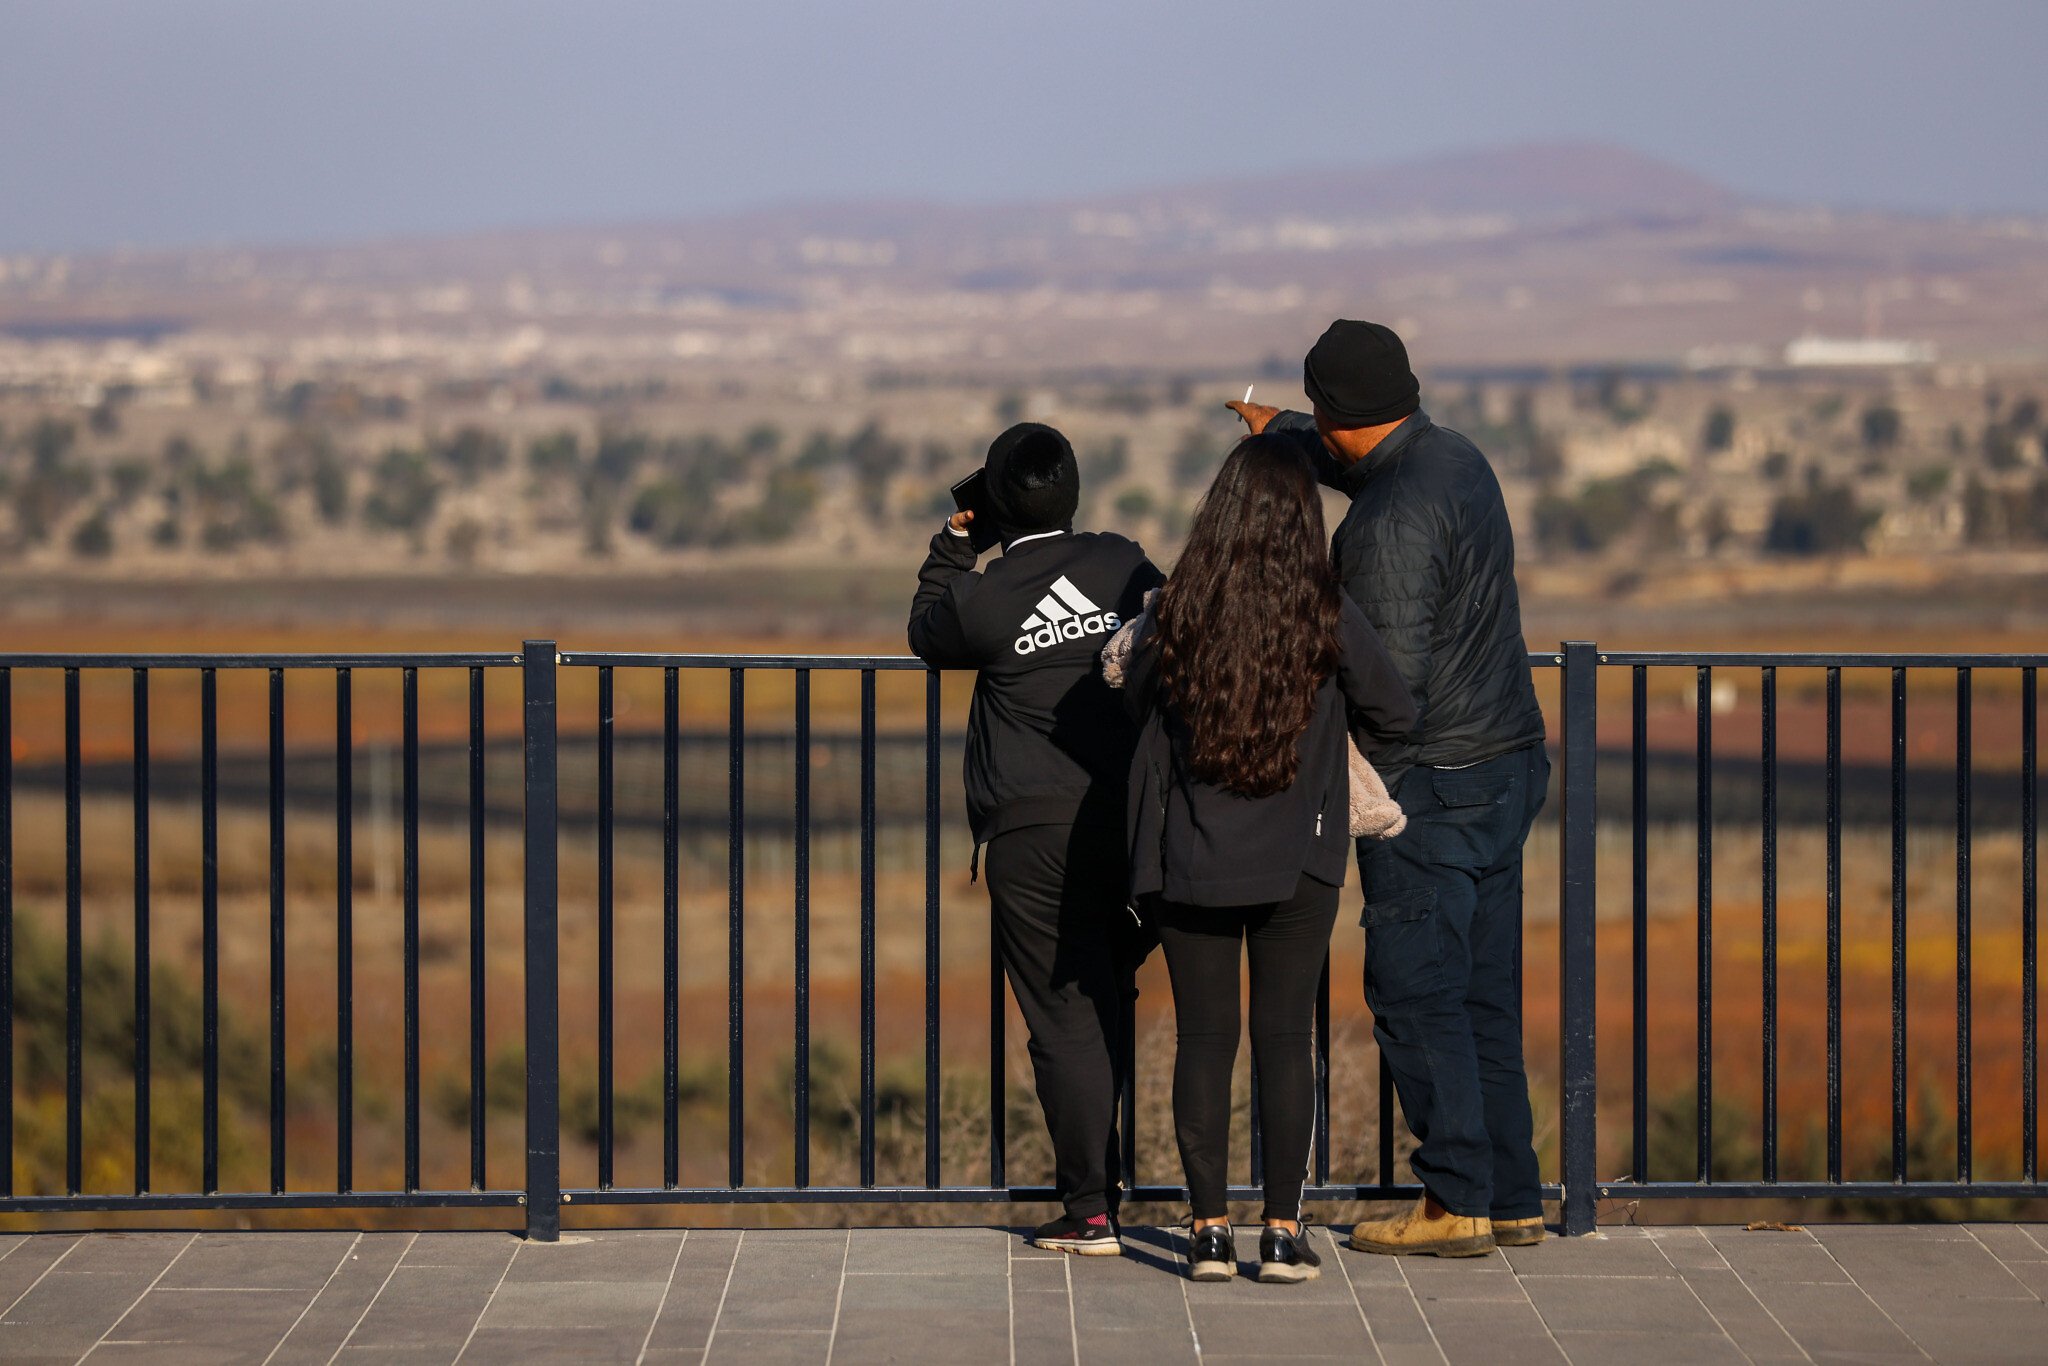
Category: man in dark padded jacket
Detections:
[
  {"x1": 1232, "y1": 320, "x2": 1551, "y2": 1258},
  {"x1": 909, "y1": 422, "x2": 1163, "y2": 1256}
]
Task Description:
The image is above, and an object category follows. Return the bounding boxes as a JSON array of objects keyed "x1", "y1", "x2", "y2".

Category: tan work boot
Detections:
[
  {"x1": 1348, "y1": 1194, "x2": 1495, "y2": 1257},
  {"x1": 1491, "y1": 1216, "x2": 1546, "y2": 1248}
]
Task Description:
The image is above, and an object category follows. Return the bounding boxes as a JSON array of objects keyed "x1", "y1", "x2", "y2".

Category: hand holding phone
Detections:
[{"x1": 949, "y1": 470, "x2": 1003, "y2": 552}]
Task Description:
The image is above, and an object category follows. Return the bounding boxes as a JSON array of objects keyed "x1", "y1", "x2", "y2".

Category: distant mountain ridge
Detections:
[{"x1": 7, "y1": 142, "x2": 2045, "y2": 368}]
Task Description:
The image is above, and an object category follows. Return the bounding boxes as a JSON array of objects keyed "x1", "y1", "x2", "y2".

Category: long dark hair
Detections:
[{"x1": 1154, "y1": 432, "x2": 1344, "y2": 797}]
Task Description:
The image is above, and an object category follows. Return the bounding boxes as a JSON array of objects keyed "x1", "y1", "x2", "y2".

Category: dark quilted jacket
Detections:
[{"x1": 1270, "y1": 408, "x2": 1546, "y2": 782}]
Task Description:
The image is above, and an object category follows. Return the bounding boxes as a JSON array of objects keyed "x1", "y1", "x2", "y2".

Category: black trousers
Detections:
[
  {"x1": 1154, "y1": 875, "x2": 1340, "y2": 1223},
  {"x1": 984, "y1": 822, "x2": 1154, "y2": 1220},
  {"x1": 1359, "y1": 743, "x2": 1550, "y2": 1220}
]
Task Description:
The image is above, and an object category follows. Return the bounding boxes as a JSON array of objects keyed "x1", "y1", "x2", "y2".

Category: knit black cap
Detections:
[
  {"x1": 1303, "y1": 320, "x2": 1421, "y2": 426},
  {"x1": 983, "y1": 422, "x2": 1078, "y2": 535}
]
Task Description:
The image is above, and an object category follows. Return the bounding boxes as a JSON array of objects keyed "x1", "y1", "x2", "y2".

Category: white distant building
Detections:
[{"x1": 1784, "y1": 336, "x2": 1937, "y2": 367}]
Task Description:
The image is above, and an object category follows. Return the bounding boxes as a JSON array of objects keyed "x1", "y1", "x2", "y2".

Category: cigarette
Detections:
[{"x1": 1243, "y1": 385, "x2": 1255, "y2": 403}]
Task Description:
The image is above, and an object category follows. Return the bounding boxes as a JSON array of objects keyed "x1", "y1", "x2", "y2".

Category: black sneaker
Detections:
[
  {"x1": 1031, "y1": 1214, "x2": 1122, "y2": 1256},
  {"x1": 1257, "y1": 1223, "x2": 1322, "y2": 1283},
  {"x1": 1187, "y1": 1222, "x2": 1237, "y2": 1281}
]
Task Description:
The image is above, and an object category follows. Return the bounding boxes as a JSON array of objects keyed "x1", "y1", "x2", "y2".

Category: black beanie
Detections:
[
  {"x1": 983, "y1": 422, "x2": 1078, "y2": 535},
  {"x1": 1303, "y1": 319, "x2": 1421, "y2": 426}
]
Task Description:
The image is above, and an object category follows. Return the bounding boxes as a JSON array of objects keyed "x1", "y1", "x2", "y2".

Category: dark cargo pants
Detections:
[{"x1": 1359, "y1": 743, "x2": 1550, "y2": 1220}]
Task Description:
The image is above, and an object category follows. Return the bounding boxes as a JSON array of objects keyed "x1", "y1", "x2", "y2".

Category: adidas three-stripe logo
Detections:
[{"x1": 1014, "y1": 576, "x2": 1122, "y2": 656}]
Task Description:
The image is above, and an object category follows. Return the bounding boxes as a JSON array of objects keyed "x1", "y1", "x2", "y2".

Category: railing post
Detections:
[
  {"x1": 1558, "y1": 641, "x2": 1600, "y2": 1235},
  {"x1": 522, "y1": 640, "x2": 562, "y2": 1241}
]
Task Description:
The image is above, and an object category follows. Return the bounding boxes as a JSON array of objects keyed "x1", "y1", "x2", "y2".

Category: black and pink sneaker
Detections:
[{"x1": 1031, "y1": 1214, "x2": 1122, "y2": 1256}]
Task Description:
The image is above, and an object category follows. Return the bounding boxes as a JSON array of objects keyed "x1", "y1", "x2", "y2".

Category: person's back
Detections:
[
  {"x1": 906, "y1": 422, "x2": 1160, "y2": 1258},
  {"x1": 1232, "y1": 319, "x2": 1554, "y2": 1259},
  {"x1": 1115, "y1": 433, "x2": 1414, "y2": 1286},
  {"x1": 912, "y1": 525, "x2": 1157, "y2": 837}
]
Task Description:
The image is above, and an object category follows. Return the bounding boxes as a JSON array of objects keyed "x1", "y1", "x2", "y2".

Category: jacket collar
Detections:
[
  {"x1": 1334, "y1": 409, "x2": 1432, "y2": 496},
  {"x1": 1002, "y1": 526, "x2": 1071, "y2": 552}
]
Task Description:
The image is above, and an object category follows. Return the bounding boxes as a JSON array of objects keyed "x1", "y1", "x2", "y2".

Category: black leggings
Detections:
[{"x1": 1154, "y1": 875, "x2": 1340, "y2": 1222}]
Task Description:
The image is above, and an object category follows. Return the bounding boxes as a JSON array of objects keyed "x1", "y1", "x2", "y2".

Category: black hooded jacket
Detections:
[
  {"x1": 1120, "y1": 595, "x2": 1416, "y2": 906},
  {"x1": 1268, "y1": 408, "x2": 1546, "y2": 782},
  {"x1": 909, "y1": 524, "x2": 1164, "y2": 842}
]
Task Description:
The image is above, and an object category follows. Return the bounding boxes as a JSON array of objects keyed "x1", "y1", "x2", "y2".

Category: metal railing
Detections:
[
  {"x1": 0, "y1": 640, "x2": 2042, "y2": 1240},
  {"x1": 0, "y1": 646, "x2": 530, "y2": 1222}
]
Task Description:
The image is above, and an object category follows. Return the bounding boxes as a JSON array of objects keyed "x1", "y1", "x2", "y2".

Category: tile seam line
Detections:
[
  {"x1": 634, "y1": 1228, "x2": 690, "y2": 1366},
  {"x1": 1500, "y1": 1248, "x2": 1573, "y2": 1365},
  {"x1": 1809, "y1": 1231, "x2": 1934, "y2": 1362},
  {"x1": 1648, "y1": 1225, "x2": 1763, "y2": 1366},
  {"x1": 823, "y1": 1227, "x2": 851, "y2": 1366},
  {"x1": 1961, "y1": 1224, "x2": 2046, "y2": 1304},
  {"x1": 449, "y1": 1231, "x2": 520, "y2": 1364},
  {"x1": 1393, "y1": 1246, "x2": 1451, "y2": 1365},
  {"x1": 259, "y1": 1230, "x2": 362, "y2": 1366},
  {"x1": 76, "y1": 1230, "x2": 199, "y2": 1364},
  {"x1": 1063, "y1": 1240, "x2": 1077, "y2": 1366},
  {"x1": 697, "y1": 1228, "x2": 740, "y2": 1361},
  {"x1": 323, "y1": 1229, "x2": 415, "y2": 1366},
  {"x1": 1173, "y1": 1225, "x2": 1202, "y2": 1362},
  {"x1": 1322, "y1": 1226, "x2": 1389, "y2": 1366},
  {"x1": 0, "y1": 1233, "x2": 81, "y2": 1320},
  {"x1": 1691, "y1": 1230, "x2": 1814, "y2": 1365},
  {"x1": 1005, "y1": 1227, "x2": 1017, "y2": 1366}
]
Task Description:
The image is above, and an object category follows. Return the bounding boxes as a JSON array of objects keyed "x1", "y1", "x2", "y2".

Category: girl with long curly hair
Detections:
[{"x1": 1113, "y1": 432, "x2": 1415, "y2": 1282}]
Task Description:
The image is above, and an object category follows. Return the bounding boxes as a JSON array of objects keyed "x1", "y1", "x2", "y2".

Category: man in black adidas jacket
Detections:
[
  {"x1": 909, "y1": 422, "x2": 1163, "y2": 1255},
  {"x1": 1233, "y1": 320, "x2": 1551, "y2": 1257}
]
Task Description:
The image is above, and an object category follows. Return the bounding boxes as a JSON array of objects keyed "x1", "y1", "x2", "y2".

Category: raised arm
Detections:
[{"x1": 906, "y1": 517, "x2": 983, "y2": 667}]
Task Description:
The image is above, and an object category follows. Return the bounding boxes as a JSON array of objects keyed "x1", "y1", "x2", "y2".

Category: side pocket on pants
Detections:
[{"x1": 1362, "y1": 885, "x2": 1443, "y2": 1014}]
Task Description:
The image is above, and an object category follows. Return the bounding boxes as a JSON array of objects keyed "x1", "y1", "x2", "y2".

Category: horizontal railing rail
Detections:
[{"x1": 0, "y1": 641, "x2": 2042, "y2": 1239}]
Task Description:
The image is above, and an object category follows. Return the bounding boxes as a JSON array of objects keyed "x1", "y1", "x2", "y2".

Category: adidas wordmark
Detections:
[{"x1": 1013, "y1": 576, "x2": 1122, "y2": 656}]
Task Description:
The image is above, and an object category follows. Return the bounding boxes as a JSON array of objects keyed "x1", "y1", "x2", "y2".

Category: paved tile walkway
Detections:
[{"x1": 1, "y1": 1222, "x2": 2045, "y2": 1363}]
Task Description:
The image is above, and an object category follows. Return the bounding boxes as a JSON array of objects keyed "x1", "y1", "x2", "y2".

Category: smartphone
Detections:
[{"x1": 949, "y1": 470, "x2": 1003, "y2": 553}]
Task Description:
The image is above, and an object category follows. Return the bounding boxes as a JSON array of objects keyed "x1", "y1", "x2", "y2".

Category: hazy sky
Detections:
[{"x1": 2, "y1": 0, "x2": 2044, "y2": 252}]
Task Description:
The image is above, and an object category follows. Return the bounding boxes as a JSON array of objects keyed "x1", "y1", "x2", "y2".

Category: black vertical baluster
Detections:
[
  {"x1": 1315, "y1": 956, "x2": 1331, "y2": 1188},
  {"x1": 792, "y1": 669, "x2": 809, "y2": 1188},
  {"x1": 1892, "y1": 667, "x2": 1909, "y2": 1182},
  {"x1": 860, "y1": 669, "x2": 877, "y2": 1188},
  {"x1": 0, "y1": 668, "x2": 10, "y2": 1197},
  {"x1": 1760, "y1": 666, "x2": 1778, "y2": 1183},
  {"x1": 990, "y1": 915, "x2": 1007, "y2": 1189},
  {"x1": 1957, "y1": 666, "x2": 1973, "y2": 1182},
  {"x1": 2025, "y1": 667, "x2": 2039, "y2": 1185},
  {"x1": 1695, "y1": 666, "x2": 1712, "y2": 1183},
  {"x1": 403, "y1": 666, "x2": 420, "y2": 1192},
  {"x1": 202, "y1": 668, "x2": 219, "y2": 1193},
  {"x1": 1250, "y1": 1057, "x2": 1265, "y2": 1188},
  {"x1": 132, "y1": 669, "x2": 151, "y2": 1193},
  {"x1": 728, "y1": 668, "x2": 746, "y2": 1189},
  {"x1": 664, "y1": 667, "x2": 681, "y2": 1189},
  {"x1": 1825, "y1": 666, "x2": 1842, "y2": 1184},
  {"x1": 924, "y1": 669, "x2": 941, "y2": 1190},
  {"x1": 268, "y1": 668, "x2": 286, "y2": 1194},
  {"x1": 1557, "y1": 642, "x2": 1601, "y2": 1235},
  {"x1": 1631, "y1": 665, "x2": 1648, "y2": 1181},
  {"x1": 335, "y1": 669, "x2": 353, "y2": 1193},
  {"x1": 65, "y1": 668, "x2": 82, "y2": 1195},
  {"x1": 597, "y1": 667, "x2": 615, "y2": 1189},
  {"x1": 468, "y1": 667, "x2": 485, "y2": 1191},
  {"x1": 521, "y1": 641, "x2": 562, "y2": 1241},
  {"x1": 1377, "y1": 1052, "x2": 1394, "y2": 1188},
  {"x1": 1120, "y1": 993, "x2": 1137, "y2": 1195}
]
